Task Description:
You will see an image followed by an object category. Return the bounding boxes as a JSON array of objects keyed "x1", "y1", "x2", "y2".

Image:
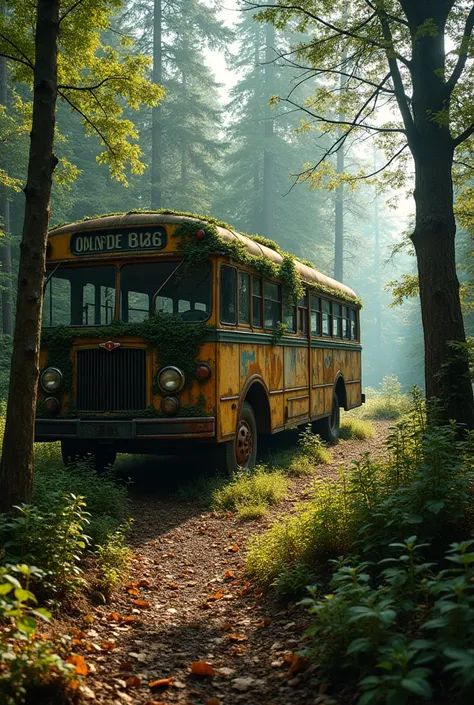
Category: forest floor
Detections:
[{"x1": 63, "y1": 421, "x2": 391, "y2": 705}]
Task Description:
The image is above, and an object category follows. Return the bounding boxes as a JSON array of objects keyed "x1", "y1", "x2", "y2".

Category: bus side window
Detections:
[
  {"x1": 342, "y1": 306, "x2": 350, "y2": 339},
  {"x1": 298, "y1": 294, "x2": 308, "y2": 335},
  {"x1": 238, "y1": 271, "x2": 251, "y2": 324},
  {"x1": 220, "y1": 265, "x2": 237, "y2": 324},
  {"x1": 252, "y1": 276, "x2": 263, "y2": 327},
  {"x1": 284, "y1": 303, "x2": 296, "y2": 332},
  {"x1": 350, "y1": 308, "x2": 358, "y2": 340},
  {"x1": 333, "y1": 303, "x2": 342, "y2": 338},
  {"x1": 311, "y1": 295, "x2": 321, "y2": 336},
  {"x1": 322, "y1": 299, "x2": 332, "y2": 336},
  {"x1": 263, "y1": 280, "x2": 282, "y2": 329}
]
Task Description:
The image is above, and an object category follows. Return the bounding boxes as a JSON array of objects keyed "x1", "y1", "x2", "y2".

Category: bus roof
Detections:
[{"x1": 50, "y1": 212, "x2": 359, "y2": 302}]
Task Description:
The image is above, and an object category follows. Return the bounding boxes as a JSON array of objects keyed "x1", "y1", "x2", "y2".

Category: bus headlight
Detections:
[
  {"x1": 157, "y1": 366, "x2": 185, "y2": 393},
  {"x1": 161, "y1": 396, "x2": 180, "y2": 416},
  {"x1": 44, "y1": 397, "x2": 60, "y2": 416},
  {"x1": 40, "y1": 367, "x2": 63, "y2": 393}
]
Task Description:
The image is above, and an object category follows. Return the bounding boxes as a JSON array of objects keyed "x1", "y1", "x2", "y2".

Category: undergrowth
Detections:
[
  {"x1": 349, "y1": 375, "x2": 411, "y2": 420},
  {"x1": 247, "y1": 389, "x2": 474, "y2": 703},
  {"x1": 212, "y1": 467, "x2": 287, "y2": 520},
  {"x1": 94, "y1": 520, "x2": 133, "y2": 597},
  {"x1": 340, "y1": 417, "x2": 375, "y2": 440},
  {"x1": 268, "y1": 425, "x2": 332, "y2": 476}
]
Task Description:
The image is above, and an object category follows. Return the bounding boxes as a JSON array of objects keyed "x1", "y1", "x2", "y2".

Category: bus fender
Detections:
[
  {"x1": 239, "y1": 375, "x2": 272, "y2": 434},
  {"x1": 334, "y1": 372, "x2": 348, "y2": 411}
]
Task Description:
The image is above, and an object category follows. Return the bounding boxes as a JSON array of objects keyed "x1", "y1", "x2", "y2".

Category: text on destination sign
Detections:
[{"x1": 70, "y1": 226, "x2": 167, "y2": 255}]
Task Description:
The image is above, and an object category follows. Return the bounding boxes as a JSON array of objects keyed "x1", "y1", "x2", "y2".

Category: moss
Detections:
[
  {"x1": 40, "y1": 314, "x2": 212, "y2": 409},
  {"x1": 49, "y1": 210, "x2": 362, "y2": 308}
]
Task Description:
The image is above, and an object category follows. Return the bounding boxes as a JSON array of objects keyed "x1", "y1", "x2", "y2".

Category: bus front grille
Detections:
[{"x1": 76, "y1": 348, "x2": 147, "y2": 412}]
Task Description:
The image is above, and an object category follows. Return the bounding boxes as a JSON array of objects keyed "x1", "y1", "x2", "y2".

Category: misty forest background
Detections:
[{"x1": 0, "y1": 0, "x2": 472, "y2": 396}]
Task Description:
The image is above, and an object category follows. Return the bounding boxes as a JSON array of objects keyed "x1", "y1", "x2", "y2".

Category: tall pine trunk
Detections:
[
  {"x1": 151, "y1": 0, "x2": 162, "y2": 208},
  {"x1": 0, "y1": 1, "x2": 12, "y2": 335},
  {"x1": 0, "y1": 0, "x2": 60, "y2": 510},
  {"x1": 262, "y1": 22, "x2": 274, "y2": 238}
]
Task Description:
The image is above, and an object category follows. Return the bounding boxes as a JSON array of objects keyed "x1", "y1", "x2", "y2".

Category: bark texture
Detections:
[
  {"x1": 0, "y1": 0, "x2": 60, "y2": 510},
  {"x1": 0, "y1": 1, "x2": 12, "y2": 335}
]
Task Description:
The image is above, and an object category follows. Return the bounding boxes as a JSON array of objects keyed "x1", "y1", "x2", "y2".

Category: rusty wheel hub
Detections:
[{"x1": 236, "y1": 419, "x2": 253, "y2": 466}]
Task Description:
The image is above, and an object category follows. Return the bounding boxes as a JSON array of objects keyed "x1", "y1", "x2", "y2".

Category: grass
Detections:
[
  {"x1": 212, "y1": 467, "x2": 288, "y2": 520},
  {"x1": 348, "y1": 375, "x2": 411, "y2": 420},
  {"x1": 267, "y1": 426, "x2": 332, "y2": 476},
  {"x1": 340, "y1": 417, "x2": 375, "y2": 440}
]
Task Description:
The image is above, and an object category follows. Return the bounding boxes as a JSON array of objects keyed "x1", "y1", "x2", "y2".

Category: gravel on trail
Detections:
[{"x1": 67, "y1": 421, "x2": 391, "y2": 705}]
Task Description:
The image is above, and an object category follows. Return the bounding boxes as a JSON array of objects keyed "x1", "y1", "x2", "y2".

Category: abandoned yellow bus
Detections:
[{"x1": 35, "y1": 212, "x2": 364, "y2": 473}]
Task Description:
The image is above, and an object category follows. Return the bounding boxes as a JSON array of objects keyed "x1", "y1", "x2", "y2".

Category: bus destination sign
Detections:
[{"x1": 70, "y1": 226, "x2": 167, "y2": 256}]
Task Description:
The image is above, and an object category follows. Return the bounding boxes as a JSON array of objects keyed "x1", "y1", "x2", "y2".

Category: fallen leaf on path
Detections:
[
  {"x1": 133, "y1": 599, "x2": 150, "y2": 608},
  {"x1": 206, "y1": 699, "x2": 221, "y2": 705},
  {"x1": 122, "y1": 615, "x2": 136, "y2": 623},
  {"x1": 168, "y1": 583, "x2": 180, "y2": 590},
  {"x1": 224, "y1": 569, "x2": 235, "y2": 580},
  {"x1": 67, "y1": 654, "x2": 88, "y2": 676},
  {"x1": 227, "y1": 633, "x2": 247, "y2": 642},
  {"x1": 199, "y1": 602, "x2": 212, "y2": 609},
  {"x1": 239, "y1": 582, "x2": 250, "y2": 595},
  {"x1": 108, "y1": 612, "x2": 121, "y2": 621},
  {"x1": 149, "y1": 678, "x2": 173, "y2": 689},
  {"x1": 119, "y1": 662, "x2": 134, "y2": 671},
  {"x1": 100, "y1": 641, "x2": 117, "y2": 651},
  {"x1": 138, "y1": 578, "x2": 152, "y2": 587},
  {"x1": 83, "y1": 615, "x2": 94, "y2": 624},
  {"x1": 127, "y1": 587, "x2": 140, "y2": 597},
  {"x1": 125, "y1": 676, "x2": 141, "y2": 688},
  {"x1": 191, "y1": 661, "x2": 215, "y2": 677},
  {"x1": 256, "y1": 618, "x2": 271, "y2": 628},
  {"x1": 284, "y1": 653, "x2": 308, "y2": 673},
  {"x1": 207, "y1": 589, "x2": 224, "y2": 601},
  {"x1": 226, "y1": 544, "x2": 239, "y2": 552}
]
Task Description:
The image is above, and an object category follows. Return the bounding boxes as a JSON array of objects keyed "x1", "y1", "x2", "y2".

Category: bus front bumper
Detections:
[{"x1": 35, "y1": 417, "x2": 216, "y2": 442}]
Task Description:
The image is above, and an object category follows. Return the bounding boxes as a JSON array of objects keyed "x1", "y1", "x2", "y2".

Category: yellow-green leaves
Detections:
[{"x1": 0, "y1": 0, "x2": 163, "y2": 185}]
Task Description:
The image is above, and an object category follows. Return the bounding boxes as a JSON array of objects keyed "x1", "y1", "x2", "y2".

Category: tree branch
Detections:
[
  {"x1": 445, "y1": 4, "x2": 474, "y2": 95},
  {"x1": 58, "y1": 89, "x2": 117, "y2": 162},
  {"x1": 0, "y1": 50, "x2": 34, "y2": 71},
  {"x1": 244, "y1": 2, "x2": 412, "y2": 67},
  {"x1": 59, "y1": 0, "x2": 87, "y2": 25},
  {"x1": 375, "y1": 9, "x2": 415, "y2": 142},
  {"x1": 58, "y1": 75, "x2": 128, "y2": 91},
  {"x1": 0, "y1": 33, "x2": 34, "y2": 69},
  {"x1": 453, "y1": 121, "x2": 474, "y2": 147}
]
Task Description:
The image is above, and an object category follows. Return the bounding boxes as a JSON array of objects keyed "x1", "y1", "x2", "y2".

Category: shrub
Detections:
[
  {"x1": 0, "y1": 494, "x2": 90, "y2": 602},
  {"x1": 267, "y1": 426, "x2": 331, "y2": 476},
  {"x1": 32, "y1": 454, "x2": 130, "y2": 546},
  {"x1": 0, "y1": 564, "x2": 76, "y2": 705},
  {"x1": 212, "y1": 467, "x2": 287, "y2": 519},
  {"x1": 350, "y1": 375, "x2": 411, "y2": 420},
  {"x1": 304, "y1": 538, "x2": 474, "y2": 704},
  {"x1": 95, "y1": 520, "x2": 133, "y2": 597},
  {"x1": 340, "y1": 417, "x2": 375, "y2": 440},
  {"x1": 272, "y1": 560, "x2": 317, "y2": 602}
]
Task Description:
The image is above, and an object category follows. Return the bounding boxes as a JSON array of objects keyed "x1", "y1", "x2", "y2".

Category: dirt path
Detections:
[{"x1": 73, "y1": 422, "x2": 391, "y2": 705}]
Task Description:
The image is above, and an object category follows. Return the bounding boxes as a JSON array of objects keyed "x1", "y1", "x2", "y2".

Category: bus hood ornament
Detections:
[{"x1": 99, "y1": 341, "x2": 121, "y2": 352}]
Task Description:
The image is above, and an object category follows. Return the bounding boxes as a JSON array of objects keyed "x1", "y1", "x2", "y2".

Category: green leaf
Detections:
[{"x1": 400, "y1": 678, "x2": 432, "y2": 698}]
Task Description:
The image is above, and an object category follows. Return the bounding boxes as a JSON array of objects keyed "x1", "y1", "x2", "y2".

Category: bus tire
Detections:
[
  {"x1": 94, "y1": 447, "x2": 117, "y2": 474},
  {"x1": 214, "y1": 401, "x2": 258, "y2": 475},
  {"x1": 314, "y1": 392, "x2": 340, "y2": 445}
]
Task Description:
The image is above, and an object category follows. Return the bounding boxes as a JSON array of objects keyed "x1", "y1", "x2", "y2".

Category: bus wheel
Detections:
[
  {"x1": 314, "y1": 392, "x2": 340, "y2": 445},
  {"x1": 214, "y1": 401, "x2": 258, "y2": 475}
]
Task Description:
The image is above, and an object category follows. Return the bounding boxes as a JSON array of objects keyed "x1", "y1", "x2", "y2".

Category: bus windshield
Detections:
[{"x1": 43, "y1": 260, "x2": 213, "y2": 327}]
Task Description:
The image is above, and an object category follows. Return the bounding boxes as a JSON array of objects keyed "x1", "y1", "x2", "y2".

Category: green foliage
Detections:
[
  {"x1": 0, "y1": 494, "x2": 90, "y2": 602},
  {"x1": 0, "y1": 565, "x2": 75, "y2": 705},
  {"x1": 340, "y1": 418, "x2": 376, "y2": 440},
  {"x1": 32, "y1": 449, "x2": 130, "y2": 546},
  {"x1": 350, "y1": 376, "x2": 412, "y2": 420},
  {"x1": 40, "y1": 313, "x2": 211, "y2": 406},
  {"x1": 212, "y1": 467, "x2": 287, "y2": 520},
  {"x1": 94, "y1": 520, "x2": 133, "y2": 596},
  {"x1": 268, "y1": 426, "x2": 332, "y2": 476},
  {"x1": 272, "y1": 560, "x2": 317, "y2": 603},
  {"x1": 298, "y1": 425, "x2": 333, "y2": 464},
  {"x1": 0, "y1": 0, "x2": 162, "y2": 186}
]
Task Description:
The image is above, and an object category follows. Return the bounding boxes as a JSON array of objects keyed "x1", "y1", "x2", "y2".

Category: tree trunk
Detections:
[
  {"x1": 0, "y1": 0, "x2": 60, "y2": 510},
  {"x1": 0, "y1": 1, "x2": 13, "y2": 335},
  {"x1": 412, "y1": 143, "x2": 474, "y2": 428},
  {"x1": 262, "y1": 21, "x2": 274, "y2": 238},
  {"x1": 151, "y1": 0, "x2": 162, "y2": 209}
]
